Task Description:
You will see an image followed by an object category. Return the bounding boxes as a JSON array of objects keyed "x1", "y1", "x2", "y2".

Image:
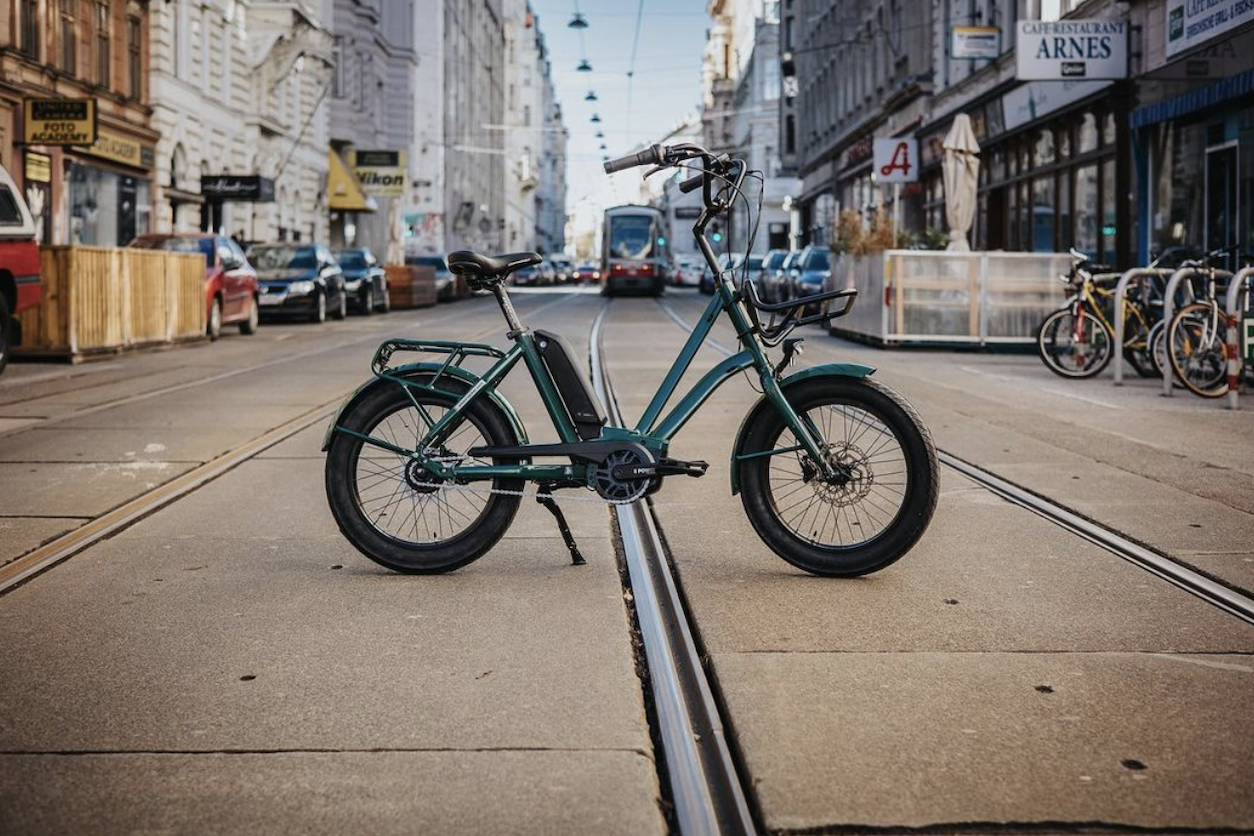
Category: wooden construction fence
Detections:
[
  {"x1": 387, "y1": 264, "x2": 438, "y2": 309},
  {"x1": 16, "y1": 246, "x2": 206, "y2": 360}
]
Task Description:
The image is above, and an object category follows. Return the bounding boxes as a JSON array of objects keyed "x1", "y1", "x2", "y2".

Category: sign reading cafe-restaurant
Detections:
[{"x1": 1016, "y1": 20, "x2": 1128, "y2": 80}]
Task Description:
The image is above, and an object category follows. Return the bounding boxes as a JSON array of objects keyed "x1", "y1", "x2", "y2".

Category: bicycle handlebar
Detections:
[{"x1": 603, "y1": 144, "x2": 665, "y2": 174}]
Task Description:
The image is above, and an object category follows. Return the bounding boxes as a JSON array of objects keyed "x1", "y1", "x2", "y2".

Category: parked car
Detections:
[
  {"x1": 672, "y1": 255, "x2": 704, "y2": 288},
  {"x1": 511, "y1": 264, "x2": 544, "y2": 287},
  {"x1": 0, "y1": 163, "x2": 41, "y2": 375},
  {"x1": 699, "y1": 253, "x2": 762, "y2": 295},
  {"x1": 334, "y1": 247, "x2": 390, "y2": 315},
  {"x1": 130, "y1": 232, "x2": 260, "y2": 340},
  {"x1": 757, "y1": 249, "x2": 790, "y2": 303},
  {"x1": 248, "y1": 243, "x2": 347, "y2": 323},
  {"x1": 548, "y1": 255, "x2": 573, "y2": 284},
  {"x1": 406, "y1": 255, "x2": 455, "y2": 301},
  {"x1": 789, "y1": 245, "x2": 832, "y2": 311},
  {"x1": 572, "y1": 262, "x2": 601, "y2": 284},
  {"x1": 776, "y1": 250, "x2": 802, "y2": 302}
]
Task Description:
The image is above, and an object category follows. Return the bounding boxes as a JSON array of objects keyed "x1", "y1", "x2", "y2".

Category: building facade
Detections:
[{"x1": 1, "y1": 0, "x2": 157, "y2": 246}]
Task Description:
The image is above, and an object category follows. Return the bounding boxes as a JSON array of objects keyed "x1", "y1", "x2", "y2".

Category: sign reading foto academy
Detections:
[
  {"x1": 1016, "y1": 20, "x2": 1128, "y2": 80},
  {"x1": 23, "y1": 98, "x2": 98, "y2": 146}
]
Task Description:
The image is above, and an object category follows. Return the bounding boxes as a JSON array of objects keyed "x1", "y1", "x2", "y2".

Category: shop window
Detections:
[
  {"x1": 1031, "y1": 176, "x2": 1056, "y2": 252},
  {"x1": 1034, "y1": 128, "x2": 1055, "y2": 167},
  {"x1": 127, "y1": 16, "x2": 142, "y2": 98},
  {"x1": 60, "y1": 0, "x2": 77, "y2": 76},
  {"x1": 1057, "y1": 168, "x2": 1071, "y2": 251},
  {"x1": 1078, "y1": 112, "x2": 1099, "y2": 155},
  {"x1": 1101, "y1": 160, "x2": 1116, "y2": 265},
  {"x1": 1073, "y1": 164, "x2": 1098, "y2": 259},
  {"x1": 1101, "y1": 111, "x2": 1116, "y2": 147},
  {"x1": 1057, "y1": 124, "x2": 1071, "y2": 160},
  {"x1": 96, "y1": 2, "x2": 111, "y2": 88},
  {"x1": 20, "y1": 0, "x2": 40, "y2": 59}
]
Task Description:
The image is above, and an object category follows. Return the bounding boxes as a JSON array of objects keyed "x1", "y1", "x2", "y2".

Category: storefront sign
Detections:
[
  {"x1": 873, "y1": 138, "x2": 919, "y2": 183},
  {"x1": 952, "y1": 26, "x2": 1001, "y2": 59},
  {"x1": 78, "y1": 129, "x2": 155, "y2": 170},
  {"x1": 843, "y1": 135, "x2": 875, "y2": 169},
  {"x1": 1016, "y1": 20, "x2": 1128, "y2": 80},
  {"x1": 24, "y1": 152, "x2": 51, "y2": 183},
  {"x1": 1002, "y1": 80, "x2": 1112, "y2": 131},
  {"x1": 351, "y1": 150, "x2": 407, "y2": 197},
  {"x1": 1166, "y1": 0, "x2": 1254, "y2": 57},
  {"x1": 201, "y1": 175, "x2": 276, "y2": 202},
  {"x1": 23, "y1": 98, "x2": 97, "y2": 146}
]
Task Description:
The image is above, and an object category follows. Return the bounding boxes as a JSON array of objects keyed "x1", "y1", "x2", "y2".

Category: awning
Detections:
[
  {"x1": 1130, "y1": 68, "x2": 1254, "y2": 129},
  {"x1": 165, "y1": 187, "x2": 204, "y2": 205},
  {"x1": 327, "y1": 150, "x2": 376, "y2": 212}
]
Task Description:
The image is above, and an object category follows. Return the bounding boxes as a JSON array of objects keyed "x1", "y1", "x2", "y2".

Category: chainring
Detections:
[{"x1": 593, "y1": 449, "x2": 653, "y2": 504}]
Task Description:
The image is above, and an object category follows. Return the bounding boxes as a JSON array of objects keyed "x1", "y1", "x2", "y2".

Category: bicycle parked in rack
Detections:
[
  {"x1": 1166, "y1": 248, "x2": 1250, "y2": 399},
  {"x1": 322, "y1": 142, "x2": 939, "y2": 577},
  {"x1": 1036, "y1": 249, "x2": 1159, "y2": 379}
]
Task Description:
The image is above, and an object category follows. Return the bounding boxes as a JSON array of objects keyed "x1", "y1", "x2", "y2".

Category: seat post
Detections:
[{"x1": 492, "y1": 282, "x2": 524, "y2": 333}]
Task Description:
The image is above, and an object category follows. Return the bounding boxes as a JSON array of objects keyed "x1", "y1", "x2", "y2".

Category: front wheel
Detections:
[
  {"x1": 1036, "y1": 306, "x2": 1113, "y2": 378},
  {"x1": 239, "y1": 296, "x2": 260, "y2": 335},
  {"x1": 332, "y1": 290, "x2": 348, "y2": 320},
  {"x1": 1168, "y1": 302, "x2": 1229, "y2": 398},
  {"x1": 739, "y1": 377, "x2": 939, "y2": 576}
]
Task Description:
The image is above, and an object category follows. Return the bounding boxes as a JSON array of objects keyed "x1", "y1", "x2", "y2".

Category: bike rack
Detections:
[
  {"x1": 1111, "y1": 268, "x2": 1174, "y2": 386},
  {"x1": 1225, "y1": 267, "x2": 1254, "y2": 410},
  {"x1": 1160, "y1": 267, "x2": 1232, "y2": 397}
]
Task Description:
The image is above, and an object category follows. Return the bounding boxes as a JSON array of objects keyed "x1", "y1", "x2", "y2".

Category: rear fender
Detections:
[
  {"x1": 728, "y1": 362, "x2": 875, "y2": 495},
  {"x1": 322, "y1": 362, "x2": 528, "y2": 451}
]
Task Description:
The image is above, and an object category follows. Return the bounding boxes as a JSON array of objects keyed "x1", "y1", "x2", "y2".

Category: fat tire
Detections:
[
  {"x1": 325, "y1": 376, "x2": 523, "y2": 573},
  {"x1": 739, "y1": 376, "x2": 939, "y2": 577},
  {"x1": 1036, "y1": 307, "x2": 1113, "y2": 379}
]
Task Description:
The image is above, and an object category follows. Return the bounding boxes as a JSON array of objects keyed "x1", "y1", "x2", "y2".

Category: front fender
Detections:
[
  {"x1": 321, "y1": 362, "x2": 528, "y2": 451},
  {"x1": 728, "y1": 362, "x2": 875, "y2": 495}
]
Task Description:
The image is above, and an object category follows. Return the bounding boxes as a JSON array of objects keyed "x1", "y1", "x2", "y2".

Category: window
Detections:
[
  {"x1": 20, "y1": 0, "x2": 40, "y2": 59},
  {"x1": 96, "y1": 2, "x2": 111, "y2": 88},
  {"x1": 0, "y1": 187, "x2": 23, "y2": 225},
  {"x1": 331, "y1": 36, "x2": 344, "y2": 98},
  {"x1": 127, "y1": 16, "x2": 142, "y2": 97},
  {"x1": 785, "y1": 114, "x2": 796, "y2": 155},
  {"x1": 60, "y1": 0, "x2": 77, "y2": 75}
]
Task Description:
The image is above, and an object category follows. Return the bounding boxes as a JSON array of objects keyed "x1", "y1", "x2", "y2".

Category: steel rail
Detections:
[
  {"x1": 589, "y1": 304, "x2": 757, "y2": 836},
  {"x1": 657, "y1": 295, "x2": 1254, "y2": 627}
]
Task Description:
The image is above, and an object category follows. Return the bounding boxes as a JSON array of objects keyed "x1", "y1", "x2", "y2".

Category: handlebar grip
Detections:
[
  {"x1": 678, "y1": 173, "x2": 703, "y2": 194},
  {"x1": 603, "y1": 144, "x2": 665, "y2": 174}
]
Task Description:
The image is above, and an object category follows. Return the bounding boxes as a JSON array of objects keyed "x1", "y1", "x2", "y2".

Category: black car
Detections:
[
  {"x1": 249, "y1": 243, "x2": 348, "y2": 323},
  {"x1": 511, "y1": 264, "x2": 544, "y2": 287},
  {"x1": 334, "y1": 248, "x2": 390, "y2": 315}
]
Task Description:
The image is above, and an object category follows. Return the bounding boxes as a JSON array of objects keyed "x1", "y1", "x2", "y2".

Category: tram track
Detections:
[
  {"x1": 589, "y1": 304, "x2": 758, "y2": 836},
  {"x1": 0, "y1": 293, "x2": 579, "y2": 597},
  {"x1": 655, "y1": 295, "x2": 1254, "y2": 628}
]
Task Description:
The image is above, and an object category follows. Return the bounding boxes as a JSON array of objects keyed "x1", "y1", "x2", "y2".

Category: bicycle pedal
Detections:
[{"x1": 654, "y1": 458, "x2": 709, "y2": 478}]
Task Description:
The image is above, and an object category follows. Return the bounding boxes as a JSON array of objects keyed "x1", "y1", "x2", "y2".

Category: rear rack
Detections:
[
  {"x1": 741, "y1": 280, "x2": 857, "y2": 345},
  {"x1": 371, "y1": 338, "x2": 505, "y2": 378}
]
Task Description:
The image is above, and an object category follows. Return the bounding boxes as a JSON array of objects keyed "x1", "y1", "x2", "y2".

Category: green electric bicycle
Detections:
[{"x1": 323, "y1": 143, "x2": 939, "y2": 576}]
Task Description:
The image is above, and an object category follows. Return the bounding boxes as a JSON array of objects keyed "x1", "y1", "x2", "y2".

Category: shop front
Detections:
[
  {"x1": 920, "y1": 80, "x2": 1128, "y2": 265},
  {"x1": 64, "y1": 128, "x2": 156, "y2": 247},
  {"x1": 1132, "y1": 15, "x2": 1254, "y2": 271}
]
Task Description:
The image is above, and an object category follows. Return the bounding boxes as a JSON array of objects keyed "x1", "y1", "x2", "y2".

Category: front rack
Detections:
[{"x1": 741, "y1": 280, "x2": 857, "y2": 345}]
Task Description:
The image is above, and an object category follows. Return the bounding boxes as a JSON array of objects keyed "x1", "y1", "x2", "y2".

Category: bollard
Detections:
[
  {"x1": 1111, "y1": 268, "x2": 1174, "y2": 386},
  {"x1": 1225, "y1": 267, "x2": 1253, "y2": 410}
]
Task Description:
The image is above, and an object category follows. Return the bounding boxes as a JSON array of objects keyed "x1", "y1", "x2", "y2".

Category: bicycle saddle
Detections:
[{"x1": 447, "y1": 250, "x2": 542, "y2": 280}]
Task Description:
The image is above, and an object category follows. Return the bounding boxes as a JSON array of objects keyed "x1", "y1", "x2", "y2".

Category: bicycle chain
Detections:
[{"x1": 420, "y1": 455, "x2": 643, "y2": 506}]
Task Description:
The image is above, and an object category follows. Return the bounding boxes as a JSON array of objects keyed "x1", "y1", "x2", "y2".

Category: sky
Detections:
[{"x1": 529, "y1": 1, "x2": 711, "y2": 248}]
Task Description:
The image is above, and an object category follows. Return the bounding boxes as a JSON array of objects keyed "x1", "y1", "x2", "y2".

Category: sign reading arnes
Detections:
[
  {"x1": 23, "y1": 98, "x2": 98, "y2": 146},
  {"x1": 1166, "y1": 0, "x2": 1254, "y2": 58},
  {"x1": 1016, "y1": 20, "x2": 1128, "y2": 80}
]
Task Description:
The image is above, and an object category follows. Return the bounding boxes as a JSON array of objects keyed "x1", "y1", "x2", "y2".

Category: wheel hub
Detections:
[
  {"x1": 803, "y1": 443, "x2": 873, "y2": 507},
  {"x1": 405, "y1": 458, "x2": 445, "y2": 494}
]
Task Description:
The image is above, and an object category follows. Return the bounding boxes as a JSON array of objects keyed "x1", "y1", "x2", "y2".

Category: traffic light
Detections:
[
  {"x1": 657, "y1": 236, "x2": 666, "y2": 247},
  {"x1": 710, "y1": 221, "x2": 723, "y2": 243}
]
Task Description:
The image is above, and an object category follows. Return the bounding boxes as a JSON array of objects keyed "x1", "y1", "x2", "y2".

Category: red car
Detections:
[
  {"x1": 0, "y1": 163, "x2": 41, "y2": 375},
  {"x1": 130, "y1": 233, "x2": 260, "y2": 340}
]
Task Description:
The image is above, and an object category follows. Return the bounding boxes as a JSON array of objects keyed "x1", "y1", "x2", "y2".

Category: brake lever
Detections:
[{"x1": 642, "y1": 164, "x2": 668, "y2": 179}]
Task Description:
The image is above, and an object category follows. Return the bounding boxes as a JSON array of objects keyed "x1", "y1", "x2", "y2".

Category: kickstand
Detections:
[{"x1": 536, "y1": 484, "x2": 585, "y2": 565}]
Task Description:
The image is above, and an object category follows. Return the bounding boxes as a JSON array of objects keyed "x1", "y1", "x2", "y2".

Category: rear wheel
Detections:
[
  {"x1": 1168, "y1": 302, "x2": 1229, "y2": 398},
  {"x1": 207, "y1": 297, "x2": 223, "y2": 341},
  {"x1": 739, "y1": 377, "x2": 939, "y2": 577},
  {"x1": 325, "y1": 377, "x2": 523, "y2": 573},
  {"x1": 1036, "y1": 306, "x2": 1113, "y2": 378}
]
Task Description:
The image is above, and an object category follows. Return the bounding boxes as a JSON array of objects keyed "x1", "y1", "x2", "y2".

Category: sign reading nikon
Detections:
[
  {"x1": 23, "y1": 98, "x2": 98, "y2": 146},
  {"x1": 1016, "y1": 20, "x2": 1128, "y2": 80},
  {"x1": 351, "y1": 150, "x2": 407, "y2": 197}
]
